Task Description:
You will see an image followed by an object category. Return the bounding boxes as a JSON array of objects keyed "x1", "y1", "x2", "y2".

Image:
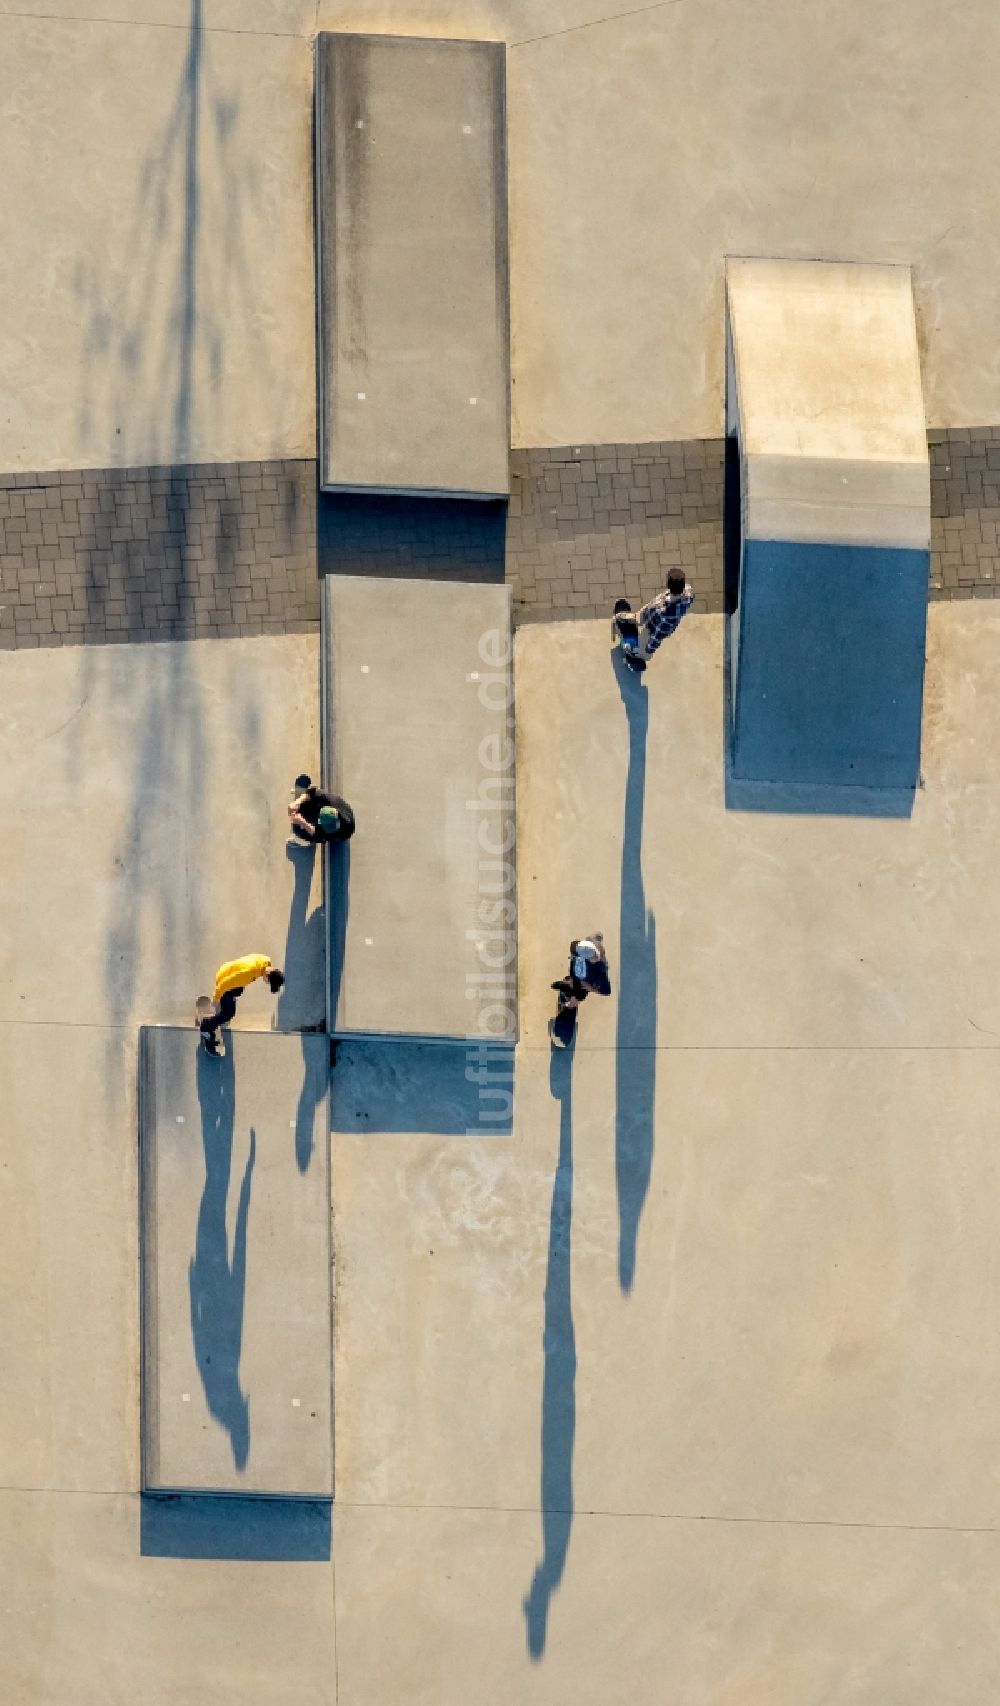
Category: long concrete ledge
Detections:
[
  {"x1": 315, "y1": 32, "x2": 509, "y2": 499},
  {"x1": 323, "y1": 574, "x2": 516, "y2": 1043},
  {"x1": 140, "y1": 1027, "x2": 333, "y2": 1498}
]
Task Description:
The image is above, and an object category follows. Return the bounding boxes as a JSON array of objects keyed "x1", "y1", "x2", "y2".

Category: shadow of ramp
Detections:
[
  {"x1": 277, "y1": 843, "x2": 330, "y2": 1174},
  {"x1": 330, "y1": 1038, "x2": 513, "y2": 1137},
  {"x1": 723, "y1": 541, "x2": 924, "y2": 819},
  {"x1": 724, "y1": 773, "x2": 916, "y2": 818},
  {"x1": 140, "y1": 1495, "x2": 331, "y2": 1561},
  {"x1": 523, "y1": 1041, "x2": 576, "y2": 1660}
]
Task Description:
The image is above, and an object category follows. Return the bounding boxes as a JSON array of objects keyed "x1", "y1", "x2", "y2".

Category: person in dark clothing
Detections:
[
  {"x1": 550, "y1": 934, "x2": 611, "y2": 1013},
  {"x1": 613, "y1": 571, "x2": 694, "y2": 672},
  {"x1": 287, "y1": 775, "x2": 356, "y2": 846}
]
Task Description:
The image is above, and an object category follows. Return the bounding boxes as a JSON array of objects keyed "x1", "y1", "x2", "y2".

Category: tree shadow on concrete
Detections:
[
  {"x1": 189, "y1": 1044, "x2": 254, "y2": 1470},
  {"x1": 74, "y1": 0, "x2": 277, "y2": 481},
  {"x1": 613, "y1": 651, "x2": 657, "y2": 1294},
  {"x1": 523, "y1": 1040, "x2": 576, "y2": 1661},
  {"x1": 277, "y1": 843, "x2": 329, "y2": 1173},
  {"x1": 65, "y1": 0, "x2": 265, "y2": 1085}
]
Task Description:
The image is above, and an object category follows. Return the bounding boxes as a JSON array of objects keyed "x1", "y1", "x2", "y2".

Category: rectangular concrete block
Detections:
[
  {"x1": 316, "y1": 32, "x2": 509, "y2": 498},
  {"x1": 140, "y1": 1027, "x2": 333, "y2": 1498},
  {"x1": 323, "y1": 574, "x2": 516, "y2": 1043},
  {"x1": 726, "y1": 259, "x2": 930, "y2": 793}
]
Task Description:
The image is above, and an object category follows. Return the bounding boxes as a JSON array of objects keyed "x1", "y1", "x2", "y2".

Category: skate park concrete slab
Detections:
[
  {"x1": 333, "y1": 1503, "x2": 1000, "y2": 1705},
  {"x1": 10, "y1": 0, "x2": 1000, "y2": 475},
  {"x1": 8, "y1": 601, "x2": 1000, "y2": 1699},
  {"x1": 498, "y1": 0, "x2": 1000, "y2": 444},
  {"x1": 0, "y1": 11, "x2": 315, "y2": 472},
  {"x1": 322, "y1": 600, "x2": 1000, "y2": 1698},
  {"x1": 0, "y1": 1489, "x2": 336, "y2": 1706},
  {"x1": 323, "y1": 573, "x2": 516, "y2": 1042},
  {"x1": 0, "y1": 635, "x2": 324, "y2": 1033},
  {"x1": 8, "y1": 0, "x2": 1000, "y2": 476},
  {"x1": 140, "y1": 1026, "x2": 332, "y2": 1497},
  {"x1": 0, "y1": 1022, "x2": 139, "y2": 1497},
  {"x1": 0, "y1": 0, "x2": 315, "y2": 28},
  {"x1": 515, "y1": 605, "x2": 1000, "y2": 1052},
  {"x1": 0, "y1": 629, "x2": 331, "y2": 1697},
  {"x1": 316, "y1": 32, "x2": 509, "y2": 498},
  {"x1": 333, "y1": 1034, "x2": 1000, "y2": 1530}
]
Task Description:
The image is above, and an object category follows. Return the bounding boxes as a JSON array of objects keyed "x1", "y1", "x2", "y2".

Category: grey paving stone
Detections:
[{"x1": 0, "y1": 433, "x2": 992, "y2": 648}]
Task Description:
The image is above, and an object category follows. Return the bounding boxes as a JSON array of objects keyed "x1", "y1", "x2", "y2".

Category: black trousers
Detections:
[{"x1": 200, "y1": 988, "x2": 240, "y2": 1040}]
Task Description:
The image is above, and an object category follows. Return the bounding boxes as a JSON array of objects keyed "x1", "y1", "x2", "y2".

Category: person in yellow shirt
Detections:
[{"x1": 199, "y1": 954, "x2": 285, "y2": 1055}]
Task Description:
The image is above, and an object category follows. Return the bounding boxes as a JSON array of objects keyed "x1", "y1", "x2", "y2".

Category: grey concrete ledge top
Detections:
[
  {"x1": 140, "y1": 1026, "x2": 333, "y2": 1499},
  {"x1": 316, "y1": 32, "x2": 510, "y2": 500},
  {"x1": 324, "y1": 574, "x2": 516, "y2": 1044}
]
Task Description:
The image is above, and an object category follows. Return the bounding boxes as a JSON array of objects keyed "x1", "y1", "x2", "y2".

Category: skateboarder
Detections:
[
  {"x1": 287, "y1": 774, "x2": 356, "y2": 847},
  {"x1": 549, "y1": 934, "x2": 610, "y2": 1044},
  {"x1": 613, "y1": 572, "x2": 694, "y2": 671},
  {"x1": 198, "y1": 954, "x2": 285, "y2": 1055}
]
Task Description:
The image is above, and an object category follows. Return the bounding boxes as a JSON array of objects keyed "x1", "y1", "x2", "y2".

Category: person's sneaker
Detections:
[{"x1": 202, "y1": 1035, "x2": 223, "y2": 1056}]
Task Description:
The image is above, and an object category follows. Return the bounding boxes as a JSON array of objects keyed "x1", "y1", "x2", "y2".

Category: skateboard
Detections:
[
  {"x1": 195, "y1": 995, "x2": 224, "y2": 1054},
  {"x1": 288, "y1": 775, "x2": 316, "y2": 849},
  {"x1": 548, "y1": 980, "x2": 581, "y2": 1048},
  {"x1": 612, "y1": 598, "x2": 646, "y2": 672},
  {"x1": 548, "y1": 999, "x2": 578, "y2": 1049}
]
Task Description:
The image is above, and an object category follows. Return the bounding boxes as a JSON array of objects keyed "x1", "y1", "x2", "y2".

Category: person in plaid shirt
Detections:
[{"x1": 613, "y1": 572, "x2": 694, "y2": 672}]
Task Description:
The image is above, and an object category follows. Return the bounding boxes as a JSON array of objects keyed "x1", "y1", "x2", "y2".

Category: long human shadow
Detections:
[
  {"x1": 277, "y1": 843, "x2": 330, "y2": 1173},
  {"x1": 327, "y1": 837, "x2": 351, "y2": 1037},
  {"x1": 523, "y1": 1042, "x2": 576, "y2": 1661},
  {"x1": 189, "y1": 1045, "x2": 254, "y2": 1470},
  {"x1": 613, "y1": 653, "x2": 657, "y2": 1294}
]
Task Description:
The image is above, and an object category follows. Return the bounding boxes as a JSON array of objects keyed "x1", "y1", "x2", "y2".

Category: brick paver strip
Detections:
[{"x1": 0, "y1": 432, "x2": 994, "y2": 649}]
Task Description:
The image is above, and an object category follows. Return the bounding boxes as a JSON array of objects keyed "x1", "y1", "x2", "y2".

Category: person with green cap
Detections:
[{"x1": 287, "y1": 774, "x2": 356, "y2": 848}]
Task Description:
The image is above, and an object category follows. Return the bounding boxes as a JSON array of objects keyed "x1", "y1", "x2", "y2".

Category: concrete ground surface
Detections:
[
  {"x1": 0, "y1": 633, "x2": 328, "y2": 1704},
  {"x1": 4, "y1": 606, "x2": 1000, "y2": 1699},
  {"x1": 0, "y1": 633, "x2": 324, "y2": 1031},
  {"x1": 4, "y1": 0, "x2": 1000, "y2": 474},
  {"x1": 330, "y1": 601, "x2": 1000, "y2": 1703}
]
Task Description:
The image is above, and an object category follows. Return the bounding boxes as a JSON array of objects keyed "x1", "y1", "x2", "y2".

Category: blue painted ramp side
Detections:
[{"x1": 731, "y1": 540, "x2": 928, "y2": 791}]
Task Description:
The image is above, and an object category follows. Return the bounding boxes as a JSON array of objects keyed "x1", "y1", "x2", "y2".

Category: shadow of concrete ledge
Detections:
[
  {"x1": 725, "y1": 772, "x2": 917, "y2": 819},
  {"x1": 330, "y1": 1038, "x2": 514, "y2": 1138},
  {"x1": 140, "y1": 1494, "x2": 331, "y2": 1562}
]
